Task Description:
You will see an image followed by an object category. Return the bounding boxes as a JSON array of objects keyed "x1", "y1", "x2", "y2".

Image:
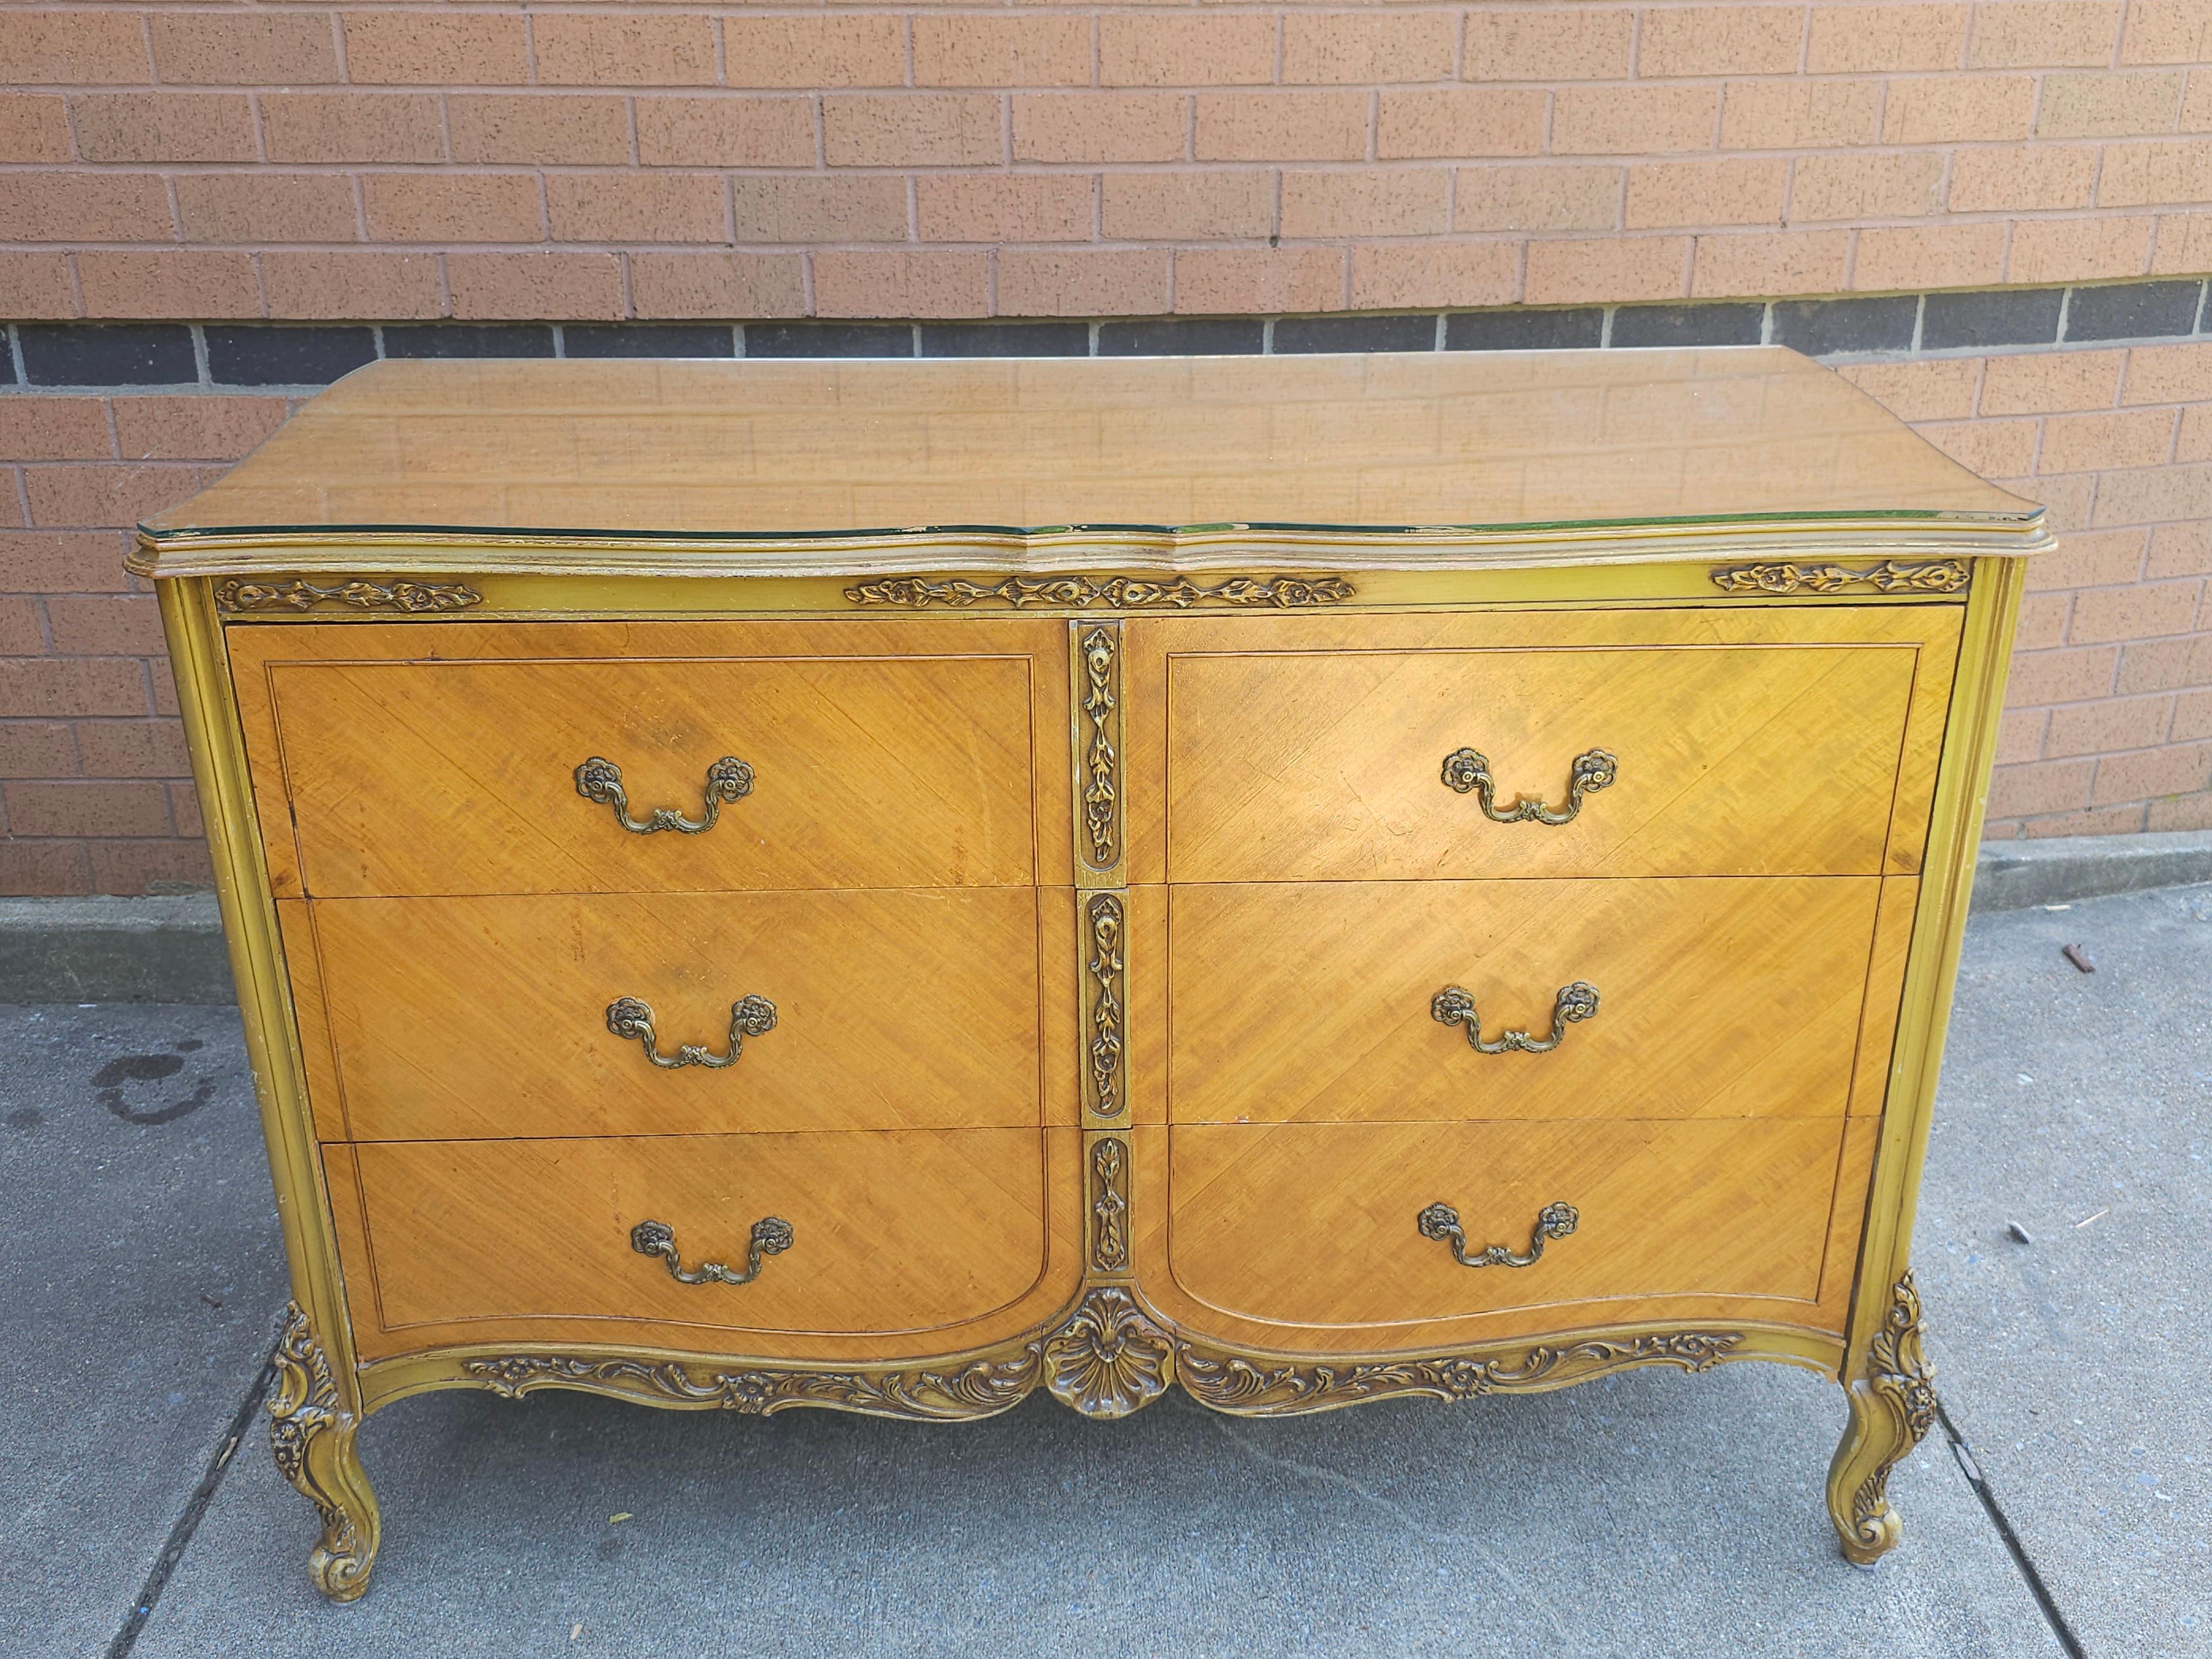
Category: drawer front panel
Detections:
[
  {"x1": 231, "y1": 618, "x2": 1058, "y2": 897},
  {"x1": 332, "y1": 1129, "x2": 1051, "y2": 1345},
  {"x1": 1170, "y1": 877, "x2": 1882, "y2": 1124},
  {"x1": 292, "y1": 888, "x2": 1058, "y2": 1140},
  {"x1": 1150, "y1": 611, "x2": 1957, "y2": 882},
  {"x1": 1167, "y1": 1119, "x2": 1841, "y2": 1330}
]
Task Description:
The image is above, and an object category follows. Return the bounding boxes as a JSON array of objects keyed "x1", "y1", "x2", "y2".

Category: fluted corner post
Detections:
[
  {"x1": 269, "y1": 1302, "x2": 382, "y2": 1601},
  {"x1": 1825, "y1": 1271, "x2": 1938, "y2": 1566}
]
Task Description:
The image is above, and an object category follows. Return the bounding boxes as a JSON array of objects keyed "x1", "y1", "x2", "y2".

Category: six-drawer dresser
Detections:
[{"x1": 136, "y1": 349, "x2": 2043, "y2": 1598}]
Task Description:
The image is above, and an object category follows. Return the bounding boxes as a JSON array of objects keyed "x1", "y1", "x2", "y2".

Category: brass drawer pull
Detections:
[
  {"x1": 574, "y1": 755, "x2": 753, "y2": 834},
  {"x1": 1417, "y1": 1200, "x2": 1578, "y2": 1269},
  {"x1": 606, "y1": 995, "x2": 776, "y2": 1070},
  {"x1": 630, "y1": 1217, "x2": 792, "y2": 1287},
  {"x1": 1440, "y1": 747, "x2": 1615, "y2": 824},
  {"x1": 1432, "y1": 981, "x2": 1599, "y2": 1054}
]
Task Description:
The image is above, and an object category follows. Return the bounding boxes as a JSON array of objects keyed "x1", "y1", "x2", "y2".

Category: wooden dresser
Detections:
[{"x1": 138, "y1": 350, "x2": 2042, "y2": 1599}]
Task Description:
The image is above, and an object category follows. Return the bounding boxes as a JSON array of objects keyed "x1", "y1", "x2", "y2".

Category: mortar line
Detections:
[
  {"x1": 105, "y1": 1324, "x2": 283, "y2": 1659},
  {"x1": 1934, "y1": 1399, "x2": 2086, "y2": 1659}
]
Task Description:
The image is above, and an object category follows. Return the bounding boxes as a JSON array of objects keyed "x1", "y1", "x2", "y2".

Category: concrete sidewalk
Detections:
[{"x1": 4, "y1": 886, "x2": 2206, "y2": 1657}]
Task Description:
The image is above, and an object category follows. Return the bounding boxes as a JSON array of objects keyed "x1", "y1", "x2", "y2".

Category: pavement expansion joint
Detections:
[
  {"x1": 104, "y1": 1324, "x2": 283, "y2": 1659},
  {"x1": 1933, "y1": 1400, "x2": 2086, "y2": 1659}
]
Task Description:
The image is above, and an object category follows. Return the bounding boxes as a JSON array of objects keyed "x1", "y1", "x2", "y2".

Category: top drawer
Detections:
[
  {"x1": 229, "y1": 617, "x2": 1069, "y2": 898},
  {"x1": 1132, "y1": 604, "x2": 1961, "y2": 883}
]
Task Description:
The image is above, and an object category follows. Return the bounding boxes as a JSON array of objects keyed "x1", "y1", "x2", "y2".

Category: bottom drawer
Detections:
[
  {"x1": 328, "y1": 1129, "x2": 1056, "y2": 1360},
  {"x1": 1165, "y1": 1119, "x2": 1844, "y2": 1331}
]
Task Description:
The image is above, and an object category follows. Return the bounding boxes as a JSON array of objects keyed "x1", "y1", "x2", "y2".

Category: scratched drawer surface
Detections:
[
  {"x1": 327, "y1": 1128, "x2": 1064, "y2": 1360},
  {"x1": 1164, "y1": 1118, "x2": 1843, "y2": 1332},
  {"x1": 1135, "y1": 607, "x2": 1960, "y2": 884},
  {"x1": 283, "y1": 888, "x2": 1070, "y2": 1141},
  {"x1": 1167, "y1": 876, "x2": 1885, "y2": 1125},
  {"x1": 229, "y1": 617, "x2": 1068, "y2": 899}
]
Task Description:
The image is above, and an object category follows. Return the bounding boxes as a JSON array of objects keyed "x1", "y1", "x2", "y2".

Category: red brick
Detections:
[
  {"x1": 262, "y1": 253, "x2": 446, "y2": 321},
  {"x1": 1525, "y1": 237, "x2": 1691, "y2": 304},
  {"x1": 453, "y1": 96, "x2": 635, "y2": 168},
  {"x1": 0, "y1": 176, "x2": 173, "y2": 243},
  {"x1": 364, "y1": 175, "x2": 541, "y2": 244},
  {"x1": 2010, "y1": 216, "x2": 2156, "y2": 283},
  {"x1": 1985, "y1": 756, "x2": 2095, "y2": 816},
  {"x1": 1881, "y1": 74, "x2": 2038, "y2": 142},
  {"x1": 2099, "y1": 139, "x2": 2212, "y2": 207},
  {"x1": 545, "y1": 174, "x2": 727, "y2": 244},
  {"x1": 2146, "y1": 789, "x2": 2212, "y2": 830},
  {"x1": 71, "y1": 93, "x2": 257, "y2": 164},
  {"x1": 0, "y1": 723, "x2": 77, "y2": 780},
  {"x1": 2147, "y1": 521, "x2": 2212, "y2": 578},
  {"x1": 1806, "y1": 3, "x2": 1970, "y2": 72},
  {"x1": 176, "y1": 175, "x2": 358, "y2": 246},
  {"x1": 1992, "y1": 705, "x2": 2049, "y2": 764},
  {"x1": 2037, "y1": 70, "x2": 2186, "y2": 135},
  {"x1": 917, "y1": 176, "x2": 1094, "y2": 244},
  {"x1": 0, "y1": 659, "x2": 152, "y2": 719},
  {"x1": 534, "y1": 16, "x2": 717, "y2": 88},
  {"x1": 1455, "y1": 165, "x2": 1620, "y2": 232},
  {"x1": 77, "y1": 253, "x2": 263, "y2": 321},
  {"x1": 2013, "y1": 592, "x2": 2073, "y2": 651},
  {"x1": 0, "y1": 599, "x2": 43, "y2": 658},
  {"x1": 2025, "y1": 527, "x2": 2149, "y2": 591},
  {"x1": 446, "y1": 254, "x2": 625, "y2": 321},
  {"x1": 112, "y1": 397, "x2": 288, "y2": 463},
  {"x1": 630, "y1": 254, "x2": 808, "y2": 320},
  {"x1": 1639, "y1": 6, "x2": 1804, "y2": 76},
  {"x1": 2181, "y1": 405, "x2": 2212, "y2": 462},
  {"x1": 731, "y1": 178, "x2": 909, "y2": 243},
  {"x1": 2091, "y1": 461, "x2": 2212, "y2": 525},
  {"x1": 1793, "y1": 153, "x2": 1945, "y2": 220},
  {"x1": 914, "y1": 15, "x2": 1091, "y2": 89},
  {"x1": 44, "y1": 594, "x2": 163, "y2": 656},
  {"x1": 1843, "y1": 358, "x2": 1982, "y2": 422},
  {"x1": 1918, "y1": 418, "x2": 2038, "y2": 477},
  {"x1": 24, "y1": 466, "x2": 209, "y2": 531},
  {"x1": 1971, "y1": 2, "x2": 2124, "y2": 67},
  {"x1": 0, "y1": 842, "x2": 90, "y2": 896},
  {"x1": 1100, "y1": 16, "x2": 1276, "y2": 88},
  {"x1": 2039, "y1": 409, "x2": 2178, "y2": 472},
  {"x1": 1948, "y1": 145, "x2": 2100, "y2": 212},
  {"x1": 1981, "y1": 349, "x2": 2125, "y2": 414},
  {"x1": 71, "y1": 721, "x2": 190, "y2": 780},
  {"x1": 1625, "y1": 159, "x2": 1787, "y2": 229},
  {"x1": 262, "y1": 93, "x2": 447, "y2": 165},
  {"x1": 1720, "y1": 81, "x2": 1884, "y2": 149},
  {"x1": 812, "y1": 252, "x2": 990, "y2": 319},
  {"x1": 0, "y1": 255, "x2": 75, "y2": 320},
  {"x1": 2175, "y1": 690, "x2": 2212, "y2": 742},
  {"x1": 1690, "y1": 230, "x2": 1851, "y2": 297},
  {"x1": 1199, "y1": 92, "x2": 1373, "y2": 163},
  {"x1": 1552, "y1": 86, "x2": 1719, "y2": 155},
  {"x1": 4, "y1": 780, "x2": 171, "y2": 839},
  {"x1": 342, "y1": 13, "x2": 530, "y2": 85},
  {"x1": 1282, "y1": 13, "x2": 1457, "y2": 84},
  {"x1": 151, "y1": 13, "x2": 337, "y2": 85},
  {"x1": 1103, "y1": 173, "x2": 1272, "y2": 241},
  {"x1": 1280, "y1": 170, "x2": 1450, "y2": 238},
  {"x1": 1014, "y1": 94, "x2": 1187, "y2": 164},
  {"x1": 999, "y1": 251, "x2": 1171, "y2": 317},
  {"x1": 2006, "y1": 644, "x2": 2119, "y2": 702},
  {"x1": 2091, "y1": 741, "x2": 2212, "y2": 803},
  {"x1": 1348, "y1": 242, "x2": 1517, "y2": 310},
  {"x1": 2123, "y1": 341, "x2": 2212, "y2": 404},
  {"x1": 635, "y1": 97, "x2": 815, "y2": 169},
  {"x1": 0, "y1": 400, "x2": 112, "y2": 463},
  {"x1": 0, "y1": 13, "x2": 150, "y2": 83},
  {"x1": 1376, "y1": 90, "x2": 1545, "y2": 160},
  {"x1": 169, "y1": 781, "x2": 201, "y2": 840},
  {"x1": 2068, "y1": 578, "x2": 2204, "y2": 639},
  {"x1": 2117, "y1": 630, "x2": 2212, "y2": 691},
  {"x1": 2122, "y1": 0, "x2": 2212, "y2": 62},
  {"x1": 2045, "y1": 693, "x2": 2178, "y2": 755},
  {"x1": 1464, "y1": 9, "x2": 1635, "y2": 80},
  {"x1": 724, "y1": 17, "x2": 907, "y2": 90},
  {"x1": 824, "y1": 95, "x2": 1003, "y2": 168},
  {"x1": 89, "y1": 840, "x2": 212, "y2": 896},
  {"x1": 0, "y1": 532, "x2": 134, "y2": 594},
  {"x1": 1172, "y1": 247, "x2": 1346, "y2": 314},
  {"x1": 2018, "y1": 802, "x2": 2152, "y2": 834}
]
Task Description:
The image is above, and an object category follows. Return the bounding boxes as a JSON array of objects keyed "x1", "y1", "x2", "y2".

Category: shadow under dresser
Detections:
[{"x1": 134, "y1": 347, "x2": 2045, "y2": 1598}]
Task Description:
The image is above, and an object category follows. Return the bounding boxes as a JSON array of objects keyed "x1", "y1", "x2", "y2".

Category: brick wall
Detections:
[{"x1": 3, "y1": 0, "x2": 2211, "y2": 891}]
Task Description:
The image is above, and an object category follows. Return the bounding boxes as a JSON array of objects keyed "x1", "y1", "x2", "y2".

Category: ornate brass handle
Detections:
[
  {"x1": 630, "y1": 1217, "x2": 792, "y2": 1286},
  {"x1": 606, "y1": 995, "x2": 776, "y2": 1069},
  {"x1": 1432, "y1": 982, "x2": 1598, "y2": 1054},
  {"x1": 575, "y1": 755, "x2": 753, "y2": 834},
  {"x1": 1440, "y1": 747, "x2": 1615, "y2": 824},
  {"x1": 1417, "y1": 1200, "x2": 1578, "y2": 1269}
]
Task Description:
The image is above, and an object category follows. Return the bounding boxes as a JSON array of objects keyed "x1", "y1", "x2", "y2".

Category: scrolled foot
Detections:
[
  {"x1": 269, "y1": 1302, "x2": 382, "y2": 1602},
  {"x1": 1825, "y1": 1272, "x2": 1937, "y2": 1567}
]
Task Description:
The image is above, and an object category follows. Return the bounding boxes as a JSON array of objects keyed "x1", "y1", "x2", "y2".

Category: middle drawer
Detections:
[{"x1": 283, "y1": 887, "x2": 1067, "y2": 1141}]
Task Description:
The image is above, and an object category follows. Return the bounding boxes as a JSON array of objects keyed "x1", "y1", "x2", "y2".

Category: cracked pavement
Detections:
[{"x1": 2, "y1": 883, "x2": 2205, "y2": 1656}]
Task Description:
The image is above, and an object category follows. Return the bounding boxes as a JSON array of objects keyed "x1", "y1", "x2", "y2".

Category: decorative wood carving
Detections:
[
  {"x1": 463, "y1": 1350, "x2": 1041, "y2": 1421},
  {"x1": 1083, "y1": 893, "x2": 1126, "y2": 1120},
  {"x1": 844, "y1": 574, "x2": 1355, "y2": 610},
  {"x1": 216, "y1": 578, "x2": 483, "y2": 613},
  {"x1": 1042, "y1": 1288, "x2": 1173, "y2": 1419},
  {"x1": 1843, "y1": 1272, "x2": 1938, "y2": 1558},
  {"x1": 269, "y1": 1302, "x2": 380, "y2": 1601},
  {"x1": 1708, "y1": 559, "x2": 1969, "y2": 596},
  {"x1": 1079, "y1": 625, "x2": 1121, "y2": 870},
  {"x1": 1089, "y1": 1136, "x2": 1130, "y2": 1273}
]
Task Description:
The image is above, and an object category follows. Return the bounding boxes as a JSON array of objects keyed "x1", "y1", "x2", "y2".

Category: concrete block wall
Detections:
[{"x1": 2, "y1": 0, "x2": 2210, "y2": 891}]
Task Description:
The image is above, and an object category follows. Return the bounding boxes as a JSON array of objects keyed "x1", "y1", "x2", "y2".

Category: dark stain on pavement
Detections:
[
  {"x1": 5, "y1": 1108, "x2": 40, "y2": 1130},
  {"x1": 95, "y1": 1053, "x2": 216, "y2": 1126}
]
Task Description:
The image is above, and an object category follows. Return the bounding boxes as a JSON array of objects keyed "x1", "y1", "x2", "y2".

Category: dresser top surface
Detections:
[{"x1": 143, "y1": 349, "x2": 2038, "y2": 562}]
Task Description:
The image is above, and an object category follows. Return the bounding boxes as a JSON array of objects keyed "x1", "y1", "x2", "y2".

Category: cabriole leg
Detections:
[
  {"x1": 1825, "y1": 1271, "x2": 1937, "y2": 1566},
  {"x1": 268, "y1": 1302, "x2": 381, "y2": 1601}
]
